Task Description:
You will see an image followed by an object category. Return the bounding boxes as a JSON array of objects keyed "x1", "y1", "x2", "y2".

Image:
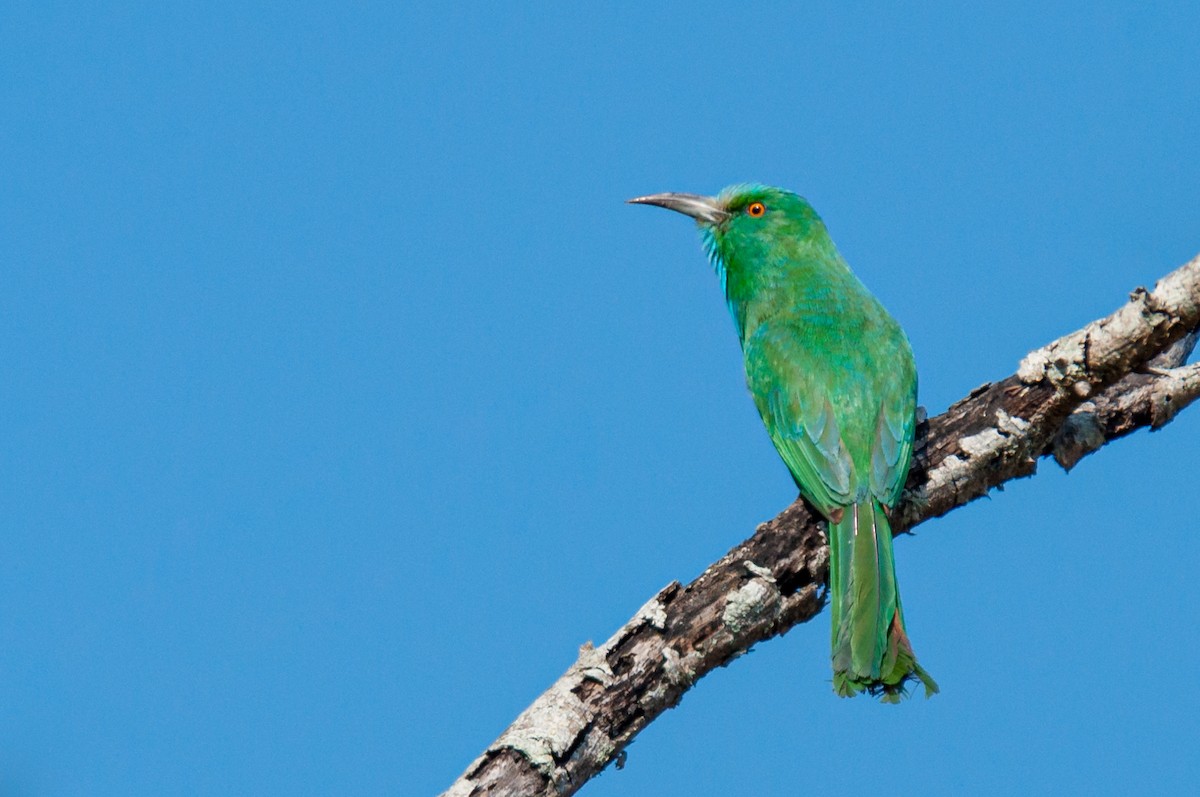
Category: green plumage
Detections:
[{"x1": 631, "y1": 184, "x2": 937, "y2": 701}]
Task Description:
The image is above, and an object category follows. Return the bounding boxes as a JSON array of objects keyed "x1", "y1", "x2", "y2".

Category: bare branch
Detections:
[
  {"x1": 1052, "y1": 332, "x2": 1199, "y2": 470},
  {"x1": 442, "y1": 253, "x2": 1200, "y2": 797}
]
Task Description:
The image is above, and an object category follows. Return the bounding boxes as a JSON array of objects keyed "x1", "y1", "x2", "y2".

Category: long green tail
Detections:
[{"x1": 828, "y1": 500, "x2": 938, "y2": 702}]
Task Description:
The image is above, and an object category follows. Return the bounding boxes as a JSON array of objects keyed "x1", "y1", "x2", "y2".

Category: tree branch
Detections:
[{"x1": 442, "y1": 253, "x2": 1200, "y2": 797}]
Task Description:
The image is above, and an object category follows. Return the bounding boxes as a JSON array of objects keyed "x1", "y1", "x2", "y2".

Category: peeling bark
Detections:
[
  {"x1": 1051, "y1": 332, "x2": 1199, "y2": 470},
  {"x1": 442, "y1": 253, "x2": 1200, "y2": 797}
]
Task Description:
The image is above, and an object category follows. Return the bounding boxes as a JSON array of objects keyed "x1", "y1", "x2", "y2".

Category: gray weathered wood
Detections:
[{"x1": 443, "y1": 253, "x2": 1200, "y2": 797}]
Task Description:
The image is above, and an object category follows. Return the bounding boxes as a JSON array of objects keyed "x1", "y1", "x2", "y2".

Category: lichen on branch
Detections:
[{"x1": 443, "y1": 253, "x2": 1200, "y2": 797}]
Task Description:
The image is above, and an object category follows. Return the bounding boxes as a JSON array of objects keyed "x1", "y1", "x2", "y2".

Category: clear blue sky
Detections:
[{"x1": 3, "y1": 3, "x2": 1198, "y2": 795}]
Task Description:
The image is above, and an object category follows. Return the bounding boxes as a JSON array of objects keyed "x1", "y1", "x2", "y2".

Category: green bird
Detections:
[{"x1": 630, "y1": 184, "x2": 937, "y2": 702}]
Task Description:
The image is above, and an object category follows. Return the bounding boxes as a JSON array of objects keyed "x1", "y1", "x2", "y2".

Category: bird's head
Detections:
[{"x1": 627, "y1": 183, "x2": 825, "y2": 267}]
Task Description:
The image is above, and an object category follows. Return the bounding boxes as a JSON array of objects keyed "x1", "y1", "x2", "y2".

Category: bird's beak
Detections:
[{"x1": 627, "y1": 192, "x2": 729, "y2": 225}]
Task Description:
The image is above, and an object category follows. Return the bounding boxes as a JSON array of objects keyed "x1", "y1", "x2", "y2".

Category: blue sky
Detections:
[{"x1": 2, "y1": 3, "x2": 1198, "y2": 795}]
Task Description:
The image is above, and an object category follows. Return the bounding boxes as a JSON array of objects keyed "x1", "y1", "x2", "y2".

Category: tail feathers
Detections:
[{"x1": 829, "y1": 500, "x2": 938, "y2": 702}]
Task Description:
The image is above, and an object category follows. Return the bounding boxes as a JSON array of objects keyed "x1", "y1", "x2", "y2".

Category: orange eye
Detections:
[{"x1": 746, "y1": 202, "x2": 766, "y2": 217}]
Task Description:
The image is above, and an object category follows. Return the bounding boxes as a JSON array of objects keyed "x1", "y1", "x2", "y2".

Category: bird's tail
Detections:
[{"x1": 828, "y1": 499, "x2": 938, "y2": 702}]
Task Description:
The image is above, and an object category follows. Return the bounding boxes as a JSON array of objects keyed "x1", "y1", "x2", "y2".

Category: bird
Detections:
[{"x1": 629, "y1": 184, "x2": 937, "y2": 702}]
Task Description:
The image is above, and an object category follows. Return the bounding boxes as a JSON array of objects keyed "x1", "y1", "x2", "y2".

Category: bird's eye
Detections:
[{"x1": 746, "y1": 202, "x2": 766, "y2": 217}]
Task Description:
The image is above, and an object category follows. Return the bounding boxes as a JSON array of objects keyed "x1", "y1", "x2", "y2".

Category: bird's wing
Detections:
[
  {"x1": 745, "y1": 332, "x2": 858, "y2": 517},
  {"x1": 869, "y1": 383, "x2": 916, "y2": 509}
]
